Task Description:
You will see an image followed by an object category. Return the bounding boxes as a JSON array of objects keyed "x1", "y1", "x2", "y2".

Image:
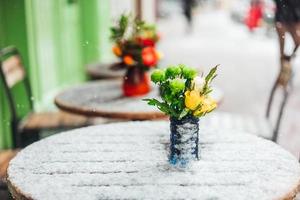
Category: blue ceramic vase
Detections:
[{"x1": 169, "y1": 115, "x2": 199, "y2": 167}]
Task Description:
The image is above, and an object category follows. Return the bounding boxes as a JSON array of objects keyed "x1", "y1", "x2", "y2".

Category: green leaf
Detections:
[
  {"x1": 178, "y1": 108, "x2": 190, "y2": 119},
  {"x1": 205, "y1": 65, "x2": 218, "y2": 83},
  {"x1": 201, "y1": 65, "x2": 218, "y2": 95},
  {"x1": 110, "y1": 14, "x2": 130, "y2": 42},
  {"x1": 203, "y1": 88, "x2": 213, "y2": 95},
  {"x1": 143, "y1": 99, "x2": 170, "y2": 115},
  {"x1": 119, "y1": 15, "x2": 128, "y2": 29}
]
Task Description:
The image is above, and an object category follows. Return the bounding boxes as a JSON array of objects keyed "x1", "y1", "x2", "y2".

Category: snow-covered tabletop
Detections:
[
  {"x1": 54, "y1": 80, "x2": 223, "y2": 120},
  {"x1": 8, "y1": 121, "x2": 300, "y2": 200},
  {"x1": 86, "y1": 62, "x2": 125, "y2": 79}
]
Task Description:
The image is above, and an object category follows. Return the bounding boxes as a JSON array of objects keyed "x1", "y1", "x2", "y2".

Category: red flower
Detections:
[
  {"x1": 142, "y1": 47, "x2": 158, "y2": 67},
  {"x1": 142, "y1": 38, "x2": 155, "y2": 47},
  {"x1": 137, "y1": 37, "x2": 155, "y2": 47}
]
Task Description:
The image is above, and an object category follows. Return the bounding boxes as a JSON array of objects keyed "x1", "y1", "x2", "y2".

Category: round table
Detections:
[
  {"x1": 86, "y1": 62, "x2": 125, "y2": 79},
  {"x1": 54, "y1": 80, "x2": 224, "y2": 120},
  {"x1": 8, "y1": 121, "x2": 300, "y2": 200}
]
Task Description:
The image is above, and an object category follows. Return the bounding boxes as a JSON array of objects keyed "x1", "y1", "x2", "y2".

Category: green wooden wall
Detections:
[
  {"x1": 80, "y1": 0, "x2": 111, "y2": 64},
  {"x1": 0, "y1": 0, "x2": 111, "y2": 149},
  {"x1": 25, "y1": 0, "x2": 85, "y2": 109}
]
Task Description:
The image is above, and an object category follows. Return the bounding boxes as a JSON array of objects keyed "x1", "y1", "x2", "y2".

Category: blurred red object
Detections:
[
  {"x1": 245, "y1": 0, "x2": 263, "y2": 31},
  {"x1": 122, "y1": 67, "x2": 150, "y2": 97},
  {"x1": 142, "y1": 47, "x2": 158, "y2": 67},
  {"x1": 137, "y1": 37, "x2": 155, "y2": 47}
]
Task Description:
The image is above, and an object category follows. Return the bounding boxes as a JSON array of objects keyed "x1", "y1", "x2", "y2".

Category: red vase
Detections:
[{"x1": 122, "y1": 66, "x2": 150, "y2": 97}]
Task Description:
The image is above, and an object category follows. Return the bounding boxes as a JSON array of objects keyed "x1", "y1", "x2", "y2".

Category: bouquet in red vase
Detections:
[{"x1": 110, "y1": 14, "x2": 161, "y2": 97}]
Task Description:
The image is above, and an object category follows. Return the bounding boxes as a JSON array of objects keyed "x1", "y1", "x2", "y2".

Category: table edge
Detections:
[
  {"x1": 54, "y1": 97, "x2": 167, "y2": 120},
  {"x1": 7, "y1": 170, "x2": 300, "y2": 200},
  {"x1": 279, "y1": 179, "x2": 300, "y2": 200},
  {"x1": 7, "y1": 177, "x2": 33, "y2": 200}
]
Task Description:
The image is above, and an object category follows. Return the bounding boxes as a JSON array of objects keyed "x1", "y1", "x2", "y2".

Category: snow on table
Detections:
[
  {"x1": 54, "y1": 80, "x2": 223, "y2": 120},
  {"x1": 54, "y1": 80, "x2": 164, "y2": 120},
  {"x1": 8, "y1": 121, "x2": 300, "y2": 200}
]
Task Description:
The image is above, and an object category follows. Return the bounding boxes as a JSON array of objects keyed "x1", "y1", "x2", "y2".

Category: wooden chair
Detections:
[
  {"x1": 201, "y1": 60, "x2": 292, "y2": 142},
  {"x1": 266, "y1": 58, "x2": 293, "y2": 142},
  {"x1": 0, "y1": 150, "x2": 18, "y2": 190},
  {"x1": 0, "y1": 46, "x2": 93, "y2": 148}
]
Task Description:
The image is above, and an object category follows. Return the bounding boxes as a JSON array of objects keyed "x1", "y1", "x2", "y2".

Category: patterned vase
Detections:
[
  {"x1": 169, "y1": 115, "x2": 199, "y2": 167},
  {"x1": 122, "y1": 66, "x2": 150, "y2": 97}
]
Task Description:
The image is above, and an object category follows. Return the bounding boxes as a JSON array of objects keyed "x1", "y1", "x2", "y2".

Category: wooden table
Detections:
[
  {"x1": 7, "y1": 121, "x2": 300, "y2": 200},
  {"x1": 54, "y1": 80, "x2": 224, "y2": 120},
  {"x1": 86, "y1": 62, "x2": 125, "y2": 79}
]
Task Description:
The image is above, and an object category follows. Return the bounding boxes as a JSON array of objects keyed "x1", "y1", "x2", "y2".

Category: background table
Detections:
[
  {"x1": 54, "y1": 80, "x2": 224, "y2": 120},
  {"x1": 86, "y1": 62, "x2": 125, "y2": 79},
  {"x1": 8, "y1": 121, "x2": 300, "y2": 200}
]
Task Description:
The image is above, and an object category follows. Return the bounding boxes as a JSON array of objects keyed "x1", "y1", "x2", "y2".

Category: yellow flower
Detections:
[
  {"x1": 144, "y1": 30, "x2": 153, "y2": 38},
  {"x1": 155, "y1": 50, "x2": 163, "y2": 60},
  {"x1": 193, "y1": 97, "x2": 217, "y2": 116},
  {"x1": 185, "y1": 90, "x2": 203, "y2": 110},
  {"x1": 112, "y1": 45, "x2": 122, "y2": 56}
]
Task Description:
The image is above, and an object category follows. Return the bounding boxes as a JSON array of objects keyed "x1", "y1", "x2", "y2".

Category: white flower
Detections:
[{"x1": 192, "y1": 76, "x2": 205, "y2": 92}]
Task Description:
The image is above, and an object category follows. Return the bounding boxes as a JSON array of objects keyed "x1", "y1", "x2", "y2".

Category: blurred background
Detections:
[{"x1": 0, "y1": 0, "x2": 300, "y2": 156}]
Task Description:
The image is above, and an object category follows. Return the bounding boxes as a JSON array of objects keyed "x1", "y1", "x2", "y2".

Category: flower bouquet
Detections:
[
  {"x1": 110, "y1": 14, "x2": 161, "y2": 97},
  {"x1": 145, "y1": 64, "x2": 218, "y2": 167}
]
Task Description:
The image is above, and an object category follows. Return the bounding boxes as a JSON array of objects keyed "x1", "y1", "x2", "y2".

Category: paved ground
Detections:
[{"x1": 158, "y1": 6, "x2": 300, "y2": 158}]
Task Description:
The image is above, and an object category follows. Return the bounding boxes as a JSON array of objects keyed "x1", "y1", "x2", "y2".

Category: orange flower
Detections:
[
  {"x1": 112, "y1": 45, "x2": 122, "y2": 56},
  {"x1": 142, "y1": 47, "x2": 159, "y2": 67},
  {"x1": 123, "y1": 55, "x2": 135, "y2": 66}
]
